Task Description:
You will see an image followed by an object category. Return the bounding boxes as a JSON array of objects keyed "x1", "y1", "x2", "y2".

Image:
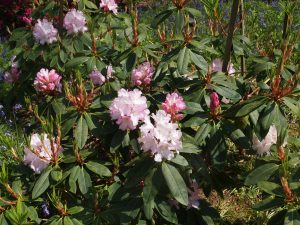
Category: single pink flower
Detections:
[
  {"x1": 34, "y1": 68, "x2": 62, "y2": 94},
  {"x1": 63, "y1": 9, "x2": 88, "y2": 35},
  {"x1": 162, "y1": 92, "x2": 186, "y2": 121},
  {"x1": 131, "y1": 62, "x2": 155, "y2": 87}
]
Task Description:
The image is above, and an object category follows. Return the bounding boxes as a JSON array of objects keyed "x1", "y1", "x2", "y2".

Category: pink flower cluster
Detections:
[
  {"x1": 33, "y1": 19, "x2": 58, "y2": 45},
  {"x1": 139, "y1": 110, "x2": 182, "y2": 162},
  {"x1": 131, "y1": 62, "x2": 155, "y2": 87},
  {"x1": 211, "y1": 58, "x2": 235, "y2": 75},
  {"x1": 162, "y1": 92, "x2": 186, "y2": 121},
  {"x1": 18, "y1": 8, "x2": 32, "y2": 25},
  {"x1": 210, "y1": 92, "x2": 220, "y2": 113},
  {"x1": 252, "y1": 125, "x2": 278, "y2": 156},
  {"x1": 24, "y1": 133, "x2": 63, "y2": 174},
  {"x1": 100, "y1": 0, "x2": 118, "y2": 14},
  {"x1": 3, "y1": 57, "x2": 20, "y2": 83},
  {"x1": 110, "y1": 89, "x2": 149, "y2": 130},
  {"x1": 34, "y1": 68, "x2": 62, "y2": 94},
  {"x1": 63, "y1": 9, "x2": 88, "y2": 35},
  {"x1": 89, "y1": 69, "x2": 106, "y2": 86}
]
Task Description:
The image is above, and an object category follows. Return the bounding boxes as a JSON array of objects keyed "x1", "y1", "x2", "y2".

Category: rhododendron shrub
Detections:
[{"x1": 0, "y1": 0, "x2": 299, "y2": 224}]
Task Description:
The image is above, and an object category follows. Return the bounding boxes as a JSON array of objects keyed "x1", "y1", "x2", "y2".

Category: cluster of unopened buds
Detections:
[
  {"x1": 270, "y1": 74, "x2": 294, "y2": 101},
  {"x1": 65, "y1": 81, "x2": 95, "y2": 113},
  {"x1": 131, "y1": 62, "x2": 155, "y2": 88}
]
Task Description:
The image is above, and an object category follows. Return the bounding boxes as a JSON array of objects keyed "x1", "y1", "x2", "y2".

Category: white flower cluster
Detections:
[
  {"x1": 109, "y1": 89, "x2": 149, "y2": 130},
  {"x1": 63, "y1": 9, "x2": 88, "y2": 35},
  {"x1": 33, "y1": 19, "x2": 58, "y2": 45},
  {"x1": 252, "y1": 125, "x2": 278, "y2": 155},
  {"x1": 139, "y1": 110, "x2": 182, "y2": 162},
  {"x1": 24, "y1": 133, "x2": 63, "y2": 174}
]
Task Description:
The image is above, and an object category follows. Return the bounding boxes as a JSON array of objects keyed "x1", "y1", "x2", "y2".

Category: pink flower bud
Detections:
[
  {"x1": 210, "y1": 92, "x2": 220, "y2": 113},
  {"x1": 89, "y1": 69, "x2": 106, "y2": 86}
]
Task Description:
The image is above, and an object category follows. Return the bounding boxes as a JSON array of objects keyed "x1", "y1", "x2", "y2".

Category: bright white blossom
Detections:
[
  {"x1": 211, "y1": 58, "x2": 235, "y2": 75},
  {"x1": 252, "y1": 125, "x2": 278, "y2": 155},
  {"x1": 24, "y1": 133, "x2": 63, "y2": 174},
  {"x1": 100, "y1": 0, "x2": 118, "y2": 14},
  {"x1": 110, "y1": 89, "x2": 149, "y2": 130},
  {"x1": 34, "y1": 68, "x2": 62, "y2": 94},
  {"x1": 139, "y1": 110, "x2": 182, "y2": 162},
  {"x1": 89, "y1": 69, "x2": 106, "y2": 86},
  {"x1": 106, "y1": 64, "x2": 114, "y2": 80},
  {"x1": 63, "y1": 9, "x2": 88, "y2": 35},
  {"x1": 33, "y1": 19, "x2": 58, "y2": 45}
]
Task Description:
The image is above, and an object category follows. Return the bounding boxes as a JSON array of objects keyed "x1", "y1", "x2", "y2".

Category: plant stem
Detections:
[{"x1": 222, "y1": 0, "x2": 240, "y2": 73}]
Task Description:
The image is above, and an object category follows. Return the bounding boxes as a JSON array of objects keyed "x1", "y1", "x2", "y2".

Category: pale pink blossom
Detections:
[
  {"x1": 24, "y1": 133, "x2": 63, "y2": 174},
  {"x1": 100, "y1": 0, "x2": 118, "y2": 14},
  {"x1": 252, "y1": 125, "x2": 278, "y2": 156},
  {"x1": 89, "y1": 69, "x2": 106, "y2": 85},
  {"x1": 63, "y1": 9, "x2": 88, "y2": 35},
  {"x1": 34, "y1": 68, "x2": 62, "y2": 94},
  {"x1": 131, "y1": 62, "x2": 155, "y2": 87},
  {"x1": 33, "y1": 19, "x2": 58, "y2": 45},
  {"x1": 162, "y1": 92, "x2": 186, "y2": 121},
  {"x1": 210, "y1": 92, "x2": 220, "y2": 113},
  {"x1": 139, "y1": 110, "x2": 182, "y2": 162},
  {"x1": 211, "y1": 58, "x2": 235, "y2": 75},
  {"x1": 3, "y1": 57, "x2": 20, "y2": 83},
  {"x1": 106, "y1": 64, "x2": 114, "y2": 80},
  {"x1": 109, "y1": 89, "x2": 149, "y2": 130}
]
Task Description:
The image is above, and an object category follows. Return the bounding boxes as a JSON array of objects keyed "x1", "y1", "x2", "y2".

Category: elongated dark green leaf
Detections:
[
  {"x1": 183, "y1": 117, "x2": 207, "y2": 127},
  {"x1": 85, "y1": 161, "x2": 111, "y2": 177},
  {"x1": 66, "y1": 57, "x2": 90, "y2": 68},
  {"x1": 78, "y1": 167, "x2": 92, "y2": 195},
  {"x1": 75, "y1": 116, "x2": 88, "y2": 149},
  {"x1": 151, "y1": 9, "x2": 174, "y2": 28},
  {"x1": 190, "y1": 51, "x2": 208, "y2": 73},
  {"x1": 245, "y1": 163, "x2": 279, "y2": 186},
  {"x1": 177, "y1": 47, "x2": 190, "y2": 74},
  {"x1": 126, "y1": 52, "x2": 137, "y2": 72},
  {"x1": 110, "y1": 130, "x2": 127, "y2": 153},
  {"x1": 257, "y1": 181, "x2": 284, "y2": 197},
  {"x1": 260, "y1": 102, "x2": 276, "y2": 133},
  {"x1": 253, "y1": 196, "x2": 284, "y2": 211},
  {"x1": 162, "y1": 162, "x2": 188, "y2": 205},
  {"x1": 195, "y1": 123, "x2": 212, "y2": 145},
  {"x1": 32, "y1": 166, "x2": 52, "y2": 199},
  {"x1": 143, "y1": 168, "x2": 158, "y2": 220},
  {"x1": 223, "y1": 96, "x2": 269, "y2": 118},
  {"x1": 69, "y1": 166, "x2": 80, "y2": 193},
  {"x1": 284, "y1": 210, "x2": 300, "y2": 225},
  {"x1": 155, "y1": 200, "x2": 178, "y2": 224}
]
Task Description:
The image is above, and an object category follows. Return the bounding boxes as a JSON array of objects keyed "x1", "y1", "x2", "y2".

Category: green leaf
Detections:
[
  {"x1": 177, "y1": 47, "x2": 190, "y2": 74},
  {"x1": 284, "y1": 210, "x2": 300, "y2": 225},
  {"x1": 260, "y1": 102, "x2": 276, "y2": 133},
  {"x1": 183, "y1": 116, "x2": 207, "y2": 127},
  {"x1": 245, "y1": 163, "x2": 279, "y2": 186},
  {"x1": 253, "y1": 196, "x2": 284, "y2": 211},
  {"x1": 257, "y1": 181, "x2": 284, "y2": 197},
  {"x1": 59, "y1": 50, "x2": 67, "y2": 63},
  {"x1": 84, "y1": 113, "x2": 96, "y2": 130},
  {"x1": 68, "y1": 206, "x2": 84, "y2": 215},
  {"x1": 151, "y1": 9, "x2": 174, "y2": 28},
  {"x1": 32, "y1": 166, "x2": 52, "y2": 199},
  {"x1": 162, "y1": 162, "x2": 188, "y2": 205},
  {"x1": 195, "y1": 123, "x2": 212, "y2": 145},
  {"x1": 184, "y1": 7, "x2": 202, "y2": 17},
  {"x1": 69, "y1": 166, "x2": 80, "y2": 193},
  {"x1": 171, "y1": 154, "x2": 189, "y2": 166},
  {"x1": 223, "y1": 96, "x2": 269, "y2": 118},
  {"x1": 74, "y1": 116, "x2": 88, "y2": 149},
  {"x1": 110, "y1": 130, "x2": 127, "y2": 153},
  {"x1": 66, "y1": 57, "x2": 90, "y2": 69},
  {"x1": 126, "y1": 51, "x2": 137, "y2": 73},
  {"x1": 84, "y1": 0, "x2": 98, "y2": 9},
  {"x1": 78, "y1": 167, "x2": 92, "y2": 194},
  {"x1": 155, "y1": 200, "x2": 178, "y2": 224},
  {"x1": 190, "y1": 51, "x2": 208, "y2": 73},
  {"x1": 85, "y1": 161, "x2": 112, "y2": 177},
  {"x1": 181, "y1": 143, "x2": 201, "y2": 154}
]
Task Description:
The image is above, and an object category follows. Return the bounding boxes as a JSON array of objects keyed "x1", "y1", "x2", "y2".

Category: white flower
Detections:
[
  {"x1": 252, "y1": 125, "x2": 278, "y2": 156},
  {"x1": 89, "y1": 69, "x2": 106, "y2": 85},
  {"x1": 63, "y1": 9, "x2": 88, "y2": 35},
  {"x1": 33, "y1": 19, "x2": 58, "y2": 45},
  {"x1": 100, "y1": 0, "x2": 118, "y2": 14},
  {"x1": 211, "y1": 58, "x2": 235, "y2": 75},
  {"x1": 139, "y1": 110, "x2": 182, "y2": 162},
  {"x1": 24, "y1": 133, "x2": 63, "y2": 174},
  {"x1": 109, "y1": 89, "x2": 149, "y2": 130}
]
